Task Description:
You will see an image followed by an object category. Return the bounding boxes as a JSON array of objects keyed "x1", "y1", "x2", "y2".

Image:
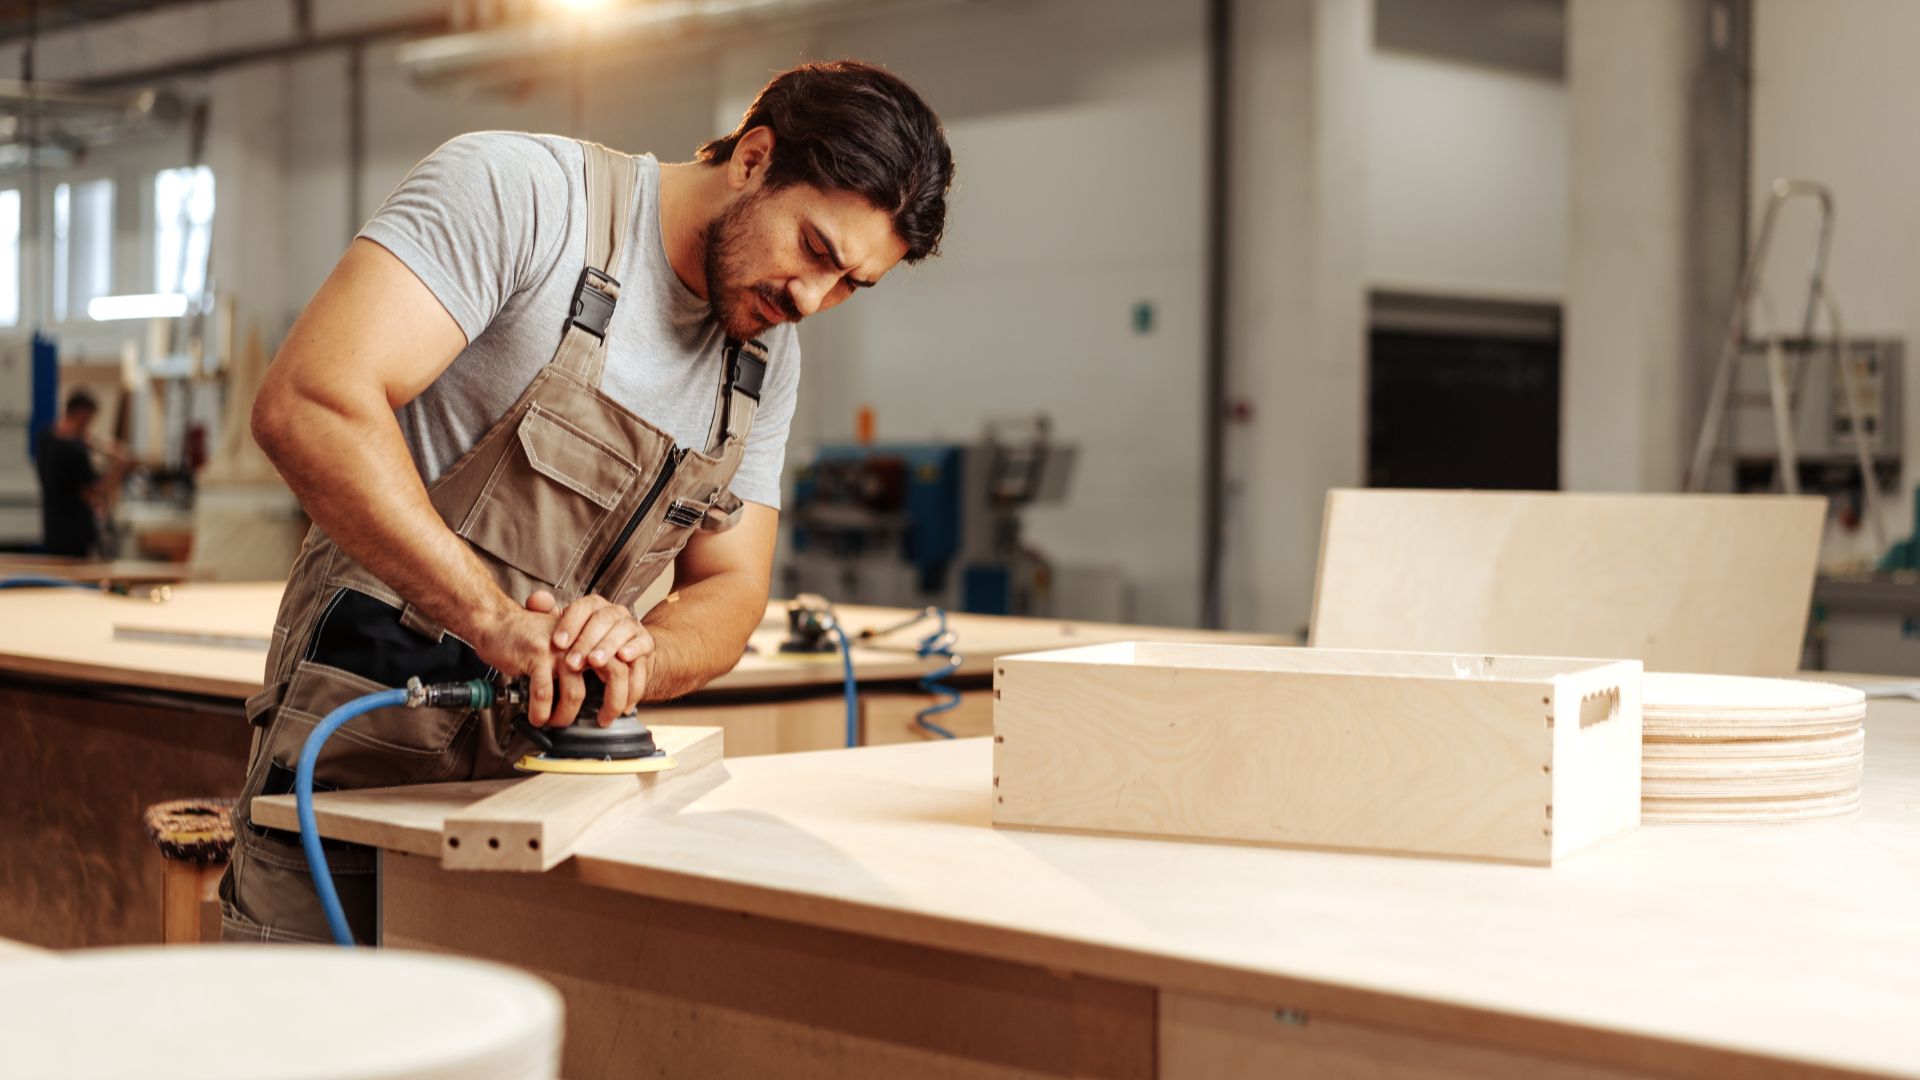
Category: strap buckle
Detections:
[
  {"x1": 727, "y1": 338, "x2": 769, "y2": 401},
  {"x1": 569, "y1": 267, "x2": 620, "y2": 339}
]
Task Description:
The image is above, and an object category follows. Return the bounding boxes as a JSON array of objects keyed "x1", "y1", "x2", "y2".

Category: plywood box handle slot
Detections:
[{"x1": 1580, "y1": 688, "x2": 1620, "y2": 730}]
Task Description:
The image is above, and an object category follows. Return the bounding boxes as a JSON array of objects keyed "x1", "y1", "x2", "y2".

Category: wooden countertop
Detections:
[
  {"x1": 262, "y1": 699, "x2": 1920, "y2": 1079},
  {"x1": 0, "y1": 582, "x2": 1289, "y2": 701},
  {"x1": 0, "y1": 555, "x2": 185, "y2": 587}
]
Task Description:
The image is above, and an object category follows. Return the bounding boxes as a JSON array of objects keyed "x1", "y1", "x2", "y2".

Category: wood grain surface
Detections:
[
  {"x1": 0, "y1": 684, "x2": 251, "y2": 948},
  {"x1": 382, "y1": 854, "x2": 1156, "y2": 1080},
  {"x1": 991, "y1": 643, "x2": 1640, "y2": 864},
  {"x1": 312, "y1": 700, "x2": 1920, "y2": 1079}
]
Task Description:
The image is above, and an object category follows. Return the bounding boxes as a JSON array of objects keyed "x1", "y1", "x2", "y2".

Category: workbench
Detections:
[
  {"x1": 0, "y1": 582, "x2": 1285, "y2": 948},
  {"x1": 258, "y1": 700, "x2": 1920, "y2": 1080}
]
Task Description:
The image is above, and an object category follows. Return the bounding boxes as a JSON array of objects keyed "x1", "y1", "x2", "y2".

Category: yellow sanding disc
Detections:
[{"x1": 513, "y1": 753, "x2": 678, "y2": 775}]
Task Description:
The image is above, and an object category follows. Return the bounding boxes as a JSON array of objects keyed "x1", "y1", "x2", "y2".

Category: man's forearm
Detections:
[
  {"x1": 639, "y1": 569, "x2": 765, "y2": 701},
  {"x1": 256, "y1": 392, "x2": 513, "y2": 642}
]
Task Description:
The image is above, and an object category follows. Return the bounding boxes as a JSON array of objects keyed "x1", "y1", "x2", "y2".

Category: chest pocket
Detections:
[{"x1": 458, "y1": 406, "x2": 638, "y2": 586}]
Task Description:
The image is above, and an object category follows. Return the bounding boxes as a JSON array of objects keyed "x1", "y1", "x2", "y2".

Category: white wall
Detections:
[
  {"x1": 1752, "y1": 0, "x2": 1919, "y2": 532},
  {"x1": 1366, "y1": 48, "x2": 1567, "y2": 301},
  {"x1": 781, "y1": 1, "x2": 1208, "y2": 625}
]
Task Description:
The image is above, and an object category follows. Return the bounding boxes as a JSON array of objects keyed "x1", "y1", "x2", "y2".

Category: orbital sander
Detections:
[{"x1": 507, "y1": 670, "x2": 676, "y2": 775}]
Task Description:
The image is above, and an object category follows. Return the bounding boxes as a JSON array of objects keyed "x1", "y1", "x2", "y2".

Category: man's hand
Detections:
[
  {"x1": 526, "y1": 590, "x2": 654, "y2": 726},
  {"x1": 465, "y1": 602, "x2": 569, "y2": 728}
]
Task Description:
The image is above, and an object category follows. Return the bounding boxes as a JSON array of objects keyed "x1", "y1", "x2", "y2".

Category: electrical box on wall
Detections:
[{"x1": 1729, "y1": 337, "x2": 1903, "y2": 493}]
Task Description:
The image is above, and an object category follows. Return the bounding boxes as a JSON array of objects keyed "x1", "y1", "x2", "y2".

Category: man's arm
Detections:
[
  {"x1": 642, "y1": 502, "x2": 779, "y2": 701},
  {"x1": 252, "y1": 237, "x2": 583, "y2": 725}
]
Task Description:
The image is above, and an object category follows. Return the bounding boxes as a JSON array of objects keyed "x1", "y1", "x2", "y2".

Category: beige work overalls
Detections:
[{"x1": 219, "y1": 141, "x2": 769, "y2": 944}]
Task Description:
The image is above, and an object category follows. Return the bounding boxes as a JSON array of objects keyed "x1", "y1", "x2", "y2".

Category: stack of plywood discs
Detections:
[{"x1": 1640, "y1": 673, "x2": 1866, "y2": 824}]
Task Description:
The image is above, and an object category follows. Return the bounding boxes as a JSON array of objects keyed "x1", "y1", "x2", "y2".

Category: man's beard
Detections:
[{"x1": 702, "y1": 193, "x2": 799, "y2": 341}]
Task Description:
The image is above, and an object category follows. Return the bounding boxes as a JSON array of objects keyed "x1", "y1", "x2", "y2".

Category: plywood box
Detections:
[{"x1": 992, "y1": 643, "x2": 1641, "y2": 865}]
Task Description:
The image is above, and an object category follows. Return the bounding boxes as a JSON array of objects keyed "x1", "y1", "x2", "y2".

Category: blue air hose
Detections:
[
  {"x1": 295, "y1": 678, "x2": 498, "y2": 946},
  {"x1": 911, "y1": 611, "x2": 961, "y2": 739},
  {"x1": 828, "y1": 621, "x2": 858, "y2": 747},
  {"x1": 852, "y1": 607, "x2": 962, "y2": 740}
]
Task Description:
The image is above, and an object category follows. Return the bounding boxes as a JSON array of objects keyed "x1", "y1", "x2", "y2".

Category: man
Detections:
[
  {"x1": 35, "y1": 390, "x2": 110, "y2": 557},
  {"x1": 222, "y1": 61, "x2": 953, "y2": 943}
]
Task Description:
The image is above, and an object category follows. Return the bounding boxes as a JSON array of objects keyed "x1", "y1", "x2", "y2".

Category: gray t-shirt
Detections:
[{"x1": 360, "y1": 131, "x2": 800, "y2": 509}]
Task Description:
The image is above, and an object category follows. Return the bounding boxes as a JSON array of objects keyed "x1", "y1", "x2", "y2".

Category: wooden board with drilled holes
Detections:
[
  {"x1": 1309, "y1": 490, "x2": 1824, "y2": 676},
  {"x1": 443, "y1": 727, "x2": 725, "y2": 872},
  {"x1": 992, "y1": 643, "x2": 1643, "y2": 865},
  {"x1": 253, "y1": 726, "x2": 725, "y2": 871}
]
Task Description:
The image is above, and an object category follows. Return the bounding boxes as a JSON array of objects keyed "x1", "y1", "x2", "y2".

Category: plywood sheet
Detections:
[{"x1": 1310, "y1": 490, "x2": 1824, "y2": 676}]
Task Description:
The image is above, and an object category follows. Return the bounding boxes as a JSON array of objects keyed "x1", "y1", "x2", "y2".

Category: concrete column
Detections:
[
  {"x1": 1564, "y1": 0, "x2": 1738, "y2": 492},
  {"x1": 205, "y1": 62, "x2": 293, "y2": 343},
  {"x1": 1220, "y1": 0, "x2": 1368, "y2": 634}
]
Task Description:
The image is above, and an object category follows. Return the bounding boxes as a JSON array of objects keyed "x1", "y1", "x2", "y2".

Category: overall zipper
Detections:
[{"x1": 585, "y1": 446, "x2": 683, "y2": 595}]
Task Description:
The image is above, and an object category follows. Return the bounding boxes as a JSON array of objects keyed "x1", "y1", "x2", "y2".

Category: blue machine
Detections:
[
  {"x1": 784, "y1": 422, "x2": 1074, "y2": 616},
  {"x1": 790, "y1": 443, "x2": 966, "y2": 597}
]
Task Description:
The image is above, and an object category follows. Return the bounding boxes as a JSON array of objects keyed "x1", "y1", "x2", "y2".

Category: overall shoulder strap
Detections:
[
  {"x1": 704, "y1": 337, "x2": 770, "y2": 452},
  {"x1": 552, "y1": 140, "x2": 639, "y2": 384}
]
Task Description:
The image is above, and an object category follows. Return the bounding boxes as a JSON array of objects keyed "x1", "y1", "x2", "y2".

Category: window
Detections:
[
  {"x1": 154, "y1": 165, "x2": 213, "y2": 298},
  {"x1": 53, "y1": 179, "x2": 113, "y2": 322},
  {"x1": 0, "y1": 190, "x2": 20, "y2": 327}
]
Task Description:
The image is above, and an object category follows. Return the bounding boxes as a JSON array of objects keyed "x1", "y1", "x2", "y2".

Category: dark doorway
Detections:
[{"x1": 1366, "y1": 291, "x2": 1562, "y2": 490}]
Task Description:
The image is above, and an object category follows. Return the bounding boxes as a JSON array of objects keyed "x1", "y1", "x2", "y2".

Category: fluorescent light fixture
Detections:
[
  {"x1": 547, "y1": 0, "x2": 611, "y2": 9},
  {"x1": 88, "y1": 293, "x2": 190, "y2": 321}
]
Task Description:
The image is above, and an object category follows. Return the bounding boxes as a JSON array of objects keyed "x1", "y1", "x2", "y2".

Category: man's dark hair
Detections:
[
  {"x1": 64, "y1": 390, "x2": 97, "y2": 416},
  {"x1": 698, "y1": 60, "x2": 954, "y2": 262}
]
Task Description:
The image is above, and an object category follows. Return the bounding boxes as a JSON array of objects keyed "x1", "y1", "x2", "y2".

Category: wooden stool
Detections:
[{"x1": 141, "y1": 798, "x2": 234, "y2": 945}]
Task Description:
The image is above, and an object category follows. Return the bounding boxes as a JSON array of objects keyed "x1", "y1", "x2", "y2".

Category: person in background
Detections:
[{"x1": 35, "y1": 390, "x2": 127, "y2": 558}]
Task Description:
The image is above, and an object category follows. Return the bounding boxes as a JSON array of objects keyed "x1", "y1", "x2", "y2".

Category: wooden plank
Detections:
[
  {"x1": 992, "y1": 643, "x2": 1640, "y2": 865},
  {"x1": 381, "y1": 853, "x2": 1156, "y2": 1080},
  {"x1": 442, "y1": 726, "x2": 724, "y2": 871},
  {"x1": 253, "y1": 726, "x2": 726, "y2": 866},
  {"x1": 1310, "y1": 490, "x2": 1824, "y2": 677}
]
